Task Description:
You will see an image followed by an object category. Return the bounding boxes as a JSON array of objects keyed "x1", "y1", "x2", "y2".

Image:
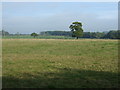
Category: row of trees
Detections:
[
  {"x1": 40, "y1": 30, "x2": 120, "y2": 39},
  {"x1": 1, "y1": 21, "x2": 119, "y2": 39},
  {"x1": 1, "y1": 30, "x2": 119, "y2": 39},
  {"x1": 40, "y1": 31, "x2": 72, "y2": 36},
  {"x1": 40, "y1": 22, "x2": 119, "y2": 39}
]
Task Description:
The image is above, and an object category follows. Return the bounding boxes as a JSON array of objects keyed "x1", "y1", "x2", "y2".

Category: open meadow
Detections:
[{"x1": 2, "y1": 39, "x2": 119, "y2": 88}]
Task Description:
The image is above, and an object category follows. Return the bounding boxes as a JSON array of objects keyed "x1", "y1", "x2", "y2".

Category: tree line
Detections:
[
  {"x1": 41, "y1": 22, "x2": 119, "y2": 39},
  {"x1": 1, "y1": 30, "x2": 120, "y2": 39},
  {"x1": 1, "y1": 21, "x2": 119, "y2": 39},
  {"x1": 40, "y1": 30, "x2": 120, "y2": 39}
]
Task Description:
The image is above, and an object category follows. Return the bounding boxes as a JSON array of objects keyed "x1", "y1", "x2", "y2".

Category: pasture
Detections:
[
  {"x1": 2, "y1": 39, "x2": 119, "y2": 88},
  {"x1": 2, "y1": 35, "x2": 73, "y2": 39}
]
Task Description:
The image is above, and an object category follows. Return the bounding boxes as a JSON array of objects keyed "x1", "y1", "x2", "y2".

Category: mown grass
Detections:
[{"x1": 2, "y1": 39, "x2": 119, "y2": 88}]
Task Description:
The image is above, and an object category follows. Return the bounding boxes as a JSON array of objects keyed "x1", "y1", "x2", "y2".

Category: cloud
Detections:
[
  {"x1": 3, "y1": 10, "x2": 117, "y2": 34},
  {"x1": 2, "y1": 2, "x2": 118, "y2": 34},
  {"x1": 2, "y1": 0, "x2": 119, "y2": 2},
  {"x1": 97, "y1": 10, "x2": 118, "y2": 20}
]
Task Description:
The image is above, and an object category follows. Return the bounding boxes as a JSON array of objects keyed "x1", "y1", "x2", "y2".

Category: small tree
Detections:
[
  {"x1": 31, "y1": 32, "x2": 38, "y2": 38},
  {"x1": 69, "y1": 22, "x2": 83, "y2": 39}
]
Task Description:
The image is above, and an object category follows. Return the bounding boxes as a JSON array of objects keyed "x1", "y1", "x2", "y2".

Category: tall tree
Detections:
[
  {"x1": 69, "y1": 22, "x2": 83, "y2": 39},
  {"x1": 31, "y1": 32, "x2": 38, "y2": 38}
]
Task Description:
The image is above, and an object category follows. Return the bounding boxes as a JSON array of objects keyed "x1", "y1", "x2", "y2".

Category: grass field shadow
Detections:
[{"x1": 2, "y1": 68, "x2": 119, "y2": 88}]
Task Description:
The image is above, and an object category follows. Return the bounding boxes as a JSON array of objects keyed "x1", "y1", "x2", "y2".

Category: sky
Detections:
[{"x1": 2, "y1": 2, "x2": 118, "y2": 34}]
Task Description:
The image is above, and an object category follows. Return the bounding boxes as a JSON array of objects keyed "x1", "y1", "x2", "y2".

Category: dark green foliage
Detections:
[
  {"x1": 103, "y1": 30, "x2": 120, "y2": 39},
  {"x1": 40, "y1": 31, "x2": 72, "y2": 36},
  {"x1": 31, "y1": 32, "x2": 38, "y2": 38},
  {"x1": 2, "y1": 30, "x2": 120, "y2": 39},
  {"x1": 82, "y1": 30, "x2": 120, "y2": 39},
  {"x1": 69, "y1": 22, "x2": 83, "y2": 39},
  {"x1": 83, "y1": 32, "x2": 105, "y2": 39},
  {"x1": 118, "y1": 30, "x2": 120, "y2": 39}
]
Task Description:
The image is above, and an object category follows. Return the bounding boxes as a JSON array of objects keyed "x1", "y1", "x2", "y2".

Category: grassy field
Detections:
[
  {"x1": 2, "y1": 39, "x2": 119, "y2": 88},
  {"x1": 2, "y1": 35, "x2": 73, "y2": 39}
]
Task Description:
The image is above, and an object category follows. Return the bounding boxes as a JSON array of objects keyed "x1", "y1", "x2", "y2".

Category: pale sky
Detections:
[{"x1": 2, "y1": 2, "x2": 118, "y2": 34}]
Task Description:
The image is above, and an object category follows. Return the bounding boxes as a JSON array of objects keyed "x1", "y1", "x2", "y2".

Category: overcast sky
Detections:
[{"x1": 2, "y1": 2, "x2": 118, "y2": 34}]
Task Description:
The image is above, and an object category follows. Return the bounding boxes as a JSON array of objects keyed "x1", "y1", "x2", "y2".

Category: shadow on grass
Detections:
[{"x1": 2, "y1": 68, "x2": 119, "y2": 88}]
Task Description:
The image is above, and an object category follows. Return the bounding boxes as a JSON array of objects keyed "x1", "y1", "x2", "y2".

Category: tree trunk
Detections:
[{"x1": 76, "y1": 37, "x2": 78, "y2": 39}]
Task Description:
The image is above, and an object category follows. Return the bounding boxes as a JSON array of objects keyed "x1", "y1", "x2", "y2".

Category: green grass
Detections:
[
  {"x1": 2, "y1": 35, "x2": 74, "y2": 39},
  {"x1": 2, "y1": 39, "x2": 119, "y2": 88}
]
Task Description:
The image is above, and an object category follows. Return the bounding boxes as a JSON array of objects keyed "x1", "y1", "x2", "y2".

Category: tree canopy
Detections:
[
  {"x1": 69, "y1": 22, "x2": 83, "y2": 39},
  {"x1": 31, "y1": 32, "x2": 38, "y2": 38}
]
